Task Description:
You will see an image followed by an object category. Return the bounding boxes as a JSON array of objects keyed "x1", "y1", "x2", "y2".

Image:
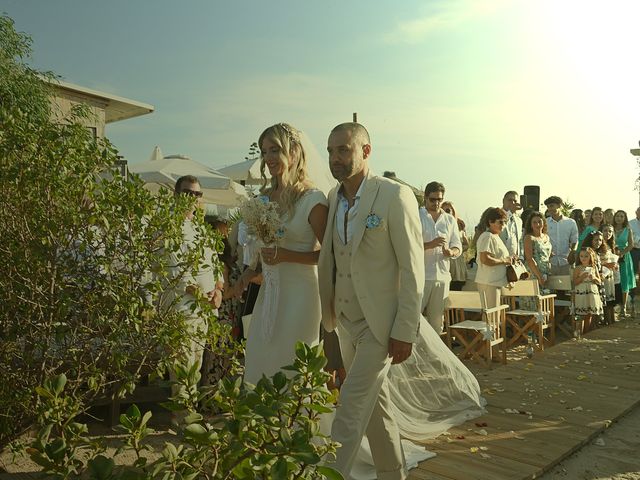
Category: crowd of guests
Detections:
[
  {"x1": 199, "y1": 186, "x2": 639, "y2": 366},
  {"x1": 467, "y1": 195, "x2": 638, "y2": 334}
]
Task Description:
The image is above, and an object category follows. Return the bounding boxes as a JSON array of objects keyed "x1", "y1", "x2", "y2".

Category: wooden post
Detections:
[{"x1": 352, "y1": 112, "x2": 357, "y2": 123}]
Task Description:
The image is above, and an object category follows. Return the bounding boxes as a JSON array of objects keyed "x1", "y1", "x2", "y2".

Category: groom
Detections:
[{"x1": 318, "y1": 123, "x2": 424, "y2": 479}]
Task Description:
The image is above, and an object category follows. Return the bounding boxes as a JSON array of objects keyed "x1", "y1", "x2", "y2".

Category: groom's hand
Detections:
[{"x1": 388, "y1": 338, "x2": 412, "y2": 364}]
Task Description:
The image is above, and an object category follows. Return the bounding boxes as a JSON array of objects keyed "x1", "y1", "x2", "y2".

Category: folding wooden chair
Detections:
[
  {"x1": 447, "y1": 291, "x2": 509, "y2": 367},
  {"x1": 444, "y1": 291, "x2": 483, "y2": 347},
  {"x1": 546, "y1": 274, "x2": 575, "y2": 338},
  {"x1": 501, "y1": 279, "x2": 557, "y2": 351}
]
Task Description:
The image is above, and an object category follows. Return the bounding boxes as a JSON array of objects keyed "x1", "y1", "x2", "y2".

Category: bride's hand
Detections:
[{"x1": 261, "y1": 247, "x2": 282, "y2": 265}]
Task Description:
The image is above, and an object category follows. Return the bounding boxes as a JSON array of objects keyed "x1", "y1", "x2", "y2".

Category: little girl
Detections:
[
  {"x1": 573, "y1": 247, "x2": 604, "y2": 333},
  {"x1": 602, "y1": 224, "x2": 622, "y2": 320},
  {"x1": 589, "y1": 231, "x2": 618, "y2": 325}
]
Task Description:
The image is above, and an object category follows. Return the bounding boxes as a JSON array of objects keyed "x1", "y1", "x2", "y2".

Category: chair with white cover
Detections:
[
  {"x1": 546, "y1": 274, "x2": 575, "y2": 338},
  {"x1": 446, "y1": 290, "x2": 509, "y2": 367},
  {"x1": 501, "y1": 279, "x2": 557, "y2": 351}
]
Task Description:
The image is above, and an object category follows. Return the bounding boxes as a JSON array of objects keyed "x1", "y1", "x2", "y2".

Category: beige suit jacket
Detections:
[{"x1": 318, "y1": 173, "x2": 425, "y2": 345}]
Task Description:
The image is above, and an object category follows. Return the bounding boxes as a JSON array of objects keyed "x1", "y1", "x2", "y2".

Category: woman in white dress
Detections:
[
  {"x1": 239, "y1": 123, "x2": 329, "y2": 385},
  {"x1": 240, "y1": 123, "x2": 485, "y2": 478}
]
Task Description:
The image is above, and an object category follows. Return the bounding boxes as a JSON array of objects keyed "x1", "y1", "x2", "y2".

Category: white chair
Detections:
[
  {"x1": 501, "y1": 279, "x2": 556, "y2": 351},
  {"x1": 446, "y1": 290, "x2": 509, "y2": 367},
  {"x1": 546, "y1": 274, "x2": 575, "y2": 338}
]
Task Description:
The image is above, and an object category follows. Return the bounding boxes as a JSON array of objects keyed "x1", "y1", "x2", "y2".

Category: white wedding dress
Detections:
[
  {"x1": 242, "y1": 131, "x2": 485, "y2": 478},
  {"x1": 243, "y1": 189, "x2": 327, "y2": 384}
]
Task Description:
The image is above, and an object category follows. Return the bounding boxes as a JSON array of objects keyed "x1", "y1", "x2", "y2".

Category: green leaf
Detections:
[
  {"x1": 272, "y1": 457, "x2": 288, "y2": 480},
  {"x1": 52, "y1": 373, "x2": 67, "y2": 395},
  {"x1": 317, "y1": 465, "x2": 344, "y2": 480},
  {"x1": 88, "y1": 455, "x2": 115, "y2": 480},
  {"x1": 125, "y1": 404, "x2": 141, "y2": 419}
]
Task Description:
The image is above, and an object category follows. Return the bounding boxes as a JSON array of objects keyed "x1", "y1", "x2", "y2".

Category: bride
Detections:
[{"x1": 239, "y1": 122, "x2": 485, "y2": 478}]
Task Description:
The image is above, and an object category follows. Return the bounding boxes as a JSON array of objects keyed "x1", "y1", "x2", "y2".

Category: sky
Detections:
[{"x1": 2, "y1": 0, "x2": 640, "y2": 226}]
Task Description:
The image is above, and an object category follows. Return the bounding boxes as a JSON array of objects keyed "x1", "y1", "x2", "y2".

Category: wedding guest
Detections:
[
  {"x1": 614, "y1": 210, "x2": 636, "y2": 316},
  {"x1": 442, "y1": 201, "x2": 468, "y2": 291},
  {"x1": 523, "y1": 211, "x2": 552, "y2": 287},
  {"x1": 627, "y1": 207, "x2": 640, "y2": 307},
  {"x1": 588, "y1": 230, "x2": 616, "y2": 325},
  {"x1": 419, "y1": 182, "x2": 461, "y2": 333},
  {"x1": 603, "y1": 224, "x2": 622, "y2": 319},
  {"x1": 584, "y1": 209, "x2": 592, "y2": 226},
  {"x1": 168, "y1": 175, "x2": 222, "y2": 420},
  {"x1": 499, "y1": 191, "x2": 523, "y2": 259},
  {"x1": 604, "y1": 208, "x2": 615, "y2": 226},
  {"x1": 475, "y1": 207, "x2": 513, "y2": 308},
  {"x1": 574, "y1": 247, "x2": 604, "y2": 333},
  {"x1": 545, "y1": 196, "x2": 578, "y2": 275},
  {"x1": 201, "y1": 217, "x2": 242, "y2": 388},
  {"x1": 570, "y1": 209, "x2": 586, "y2": 234},
  {"x1": 583, "y1": 231, "x2": 608, "y2": 325},
  {"x1": 577, "y1": 207, "x2": 604, "y2": 254}
]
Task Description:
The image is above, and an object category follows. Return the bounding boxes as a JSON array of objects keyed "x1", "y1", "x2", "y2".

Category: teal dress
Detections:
[
  {"x1": 521, "y1": 235, "x2": 553, "y2": 310},
  {"x1": 576, "y1": 225, "x2": 596, "y2": 256},
  {"x1": 616, "y1": 227, "x2": 636, "y2": 293}
]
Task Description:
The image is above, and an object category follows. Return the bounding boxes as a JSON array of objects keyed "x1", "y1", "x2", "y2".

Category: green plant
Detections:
[
  {"x1": 0, "y1": 13, "x2": 224, "y2": 446},
  {"x1": 28, "y1": 343, "x2": 341, "y2": 480}
]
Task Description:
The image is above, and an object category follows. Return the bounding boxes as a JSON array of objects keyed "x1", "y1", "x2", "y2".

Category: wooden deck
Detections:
[{"x1": 410, "y1": 316, "x2": 640, "y2": 480}]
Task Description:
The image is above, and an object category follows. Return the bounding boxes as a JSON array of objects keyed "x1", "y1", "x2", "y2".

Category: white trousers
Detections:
[
  {"x1": 422, "y1": 280, "x2": 449, "y2": 333},
  {"x1": 331, "y1": 315, "x2": 406, "y2": 480}
]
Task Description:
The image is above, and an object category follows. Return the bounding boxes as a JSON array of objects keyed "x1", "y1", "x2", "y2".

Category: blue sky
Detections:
[{"x1": 3, "y1": 0, "x2": 640, "y2": 225}]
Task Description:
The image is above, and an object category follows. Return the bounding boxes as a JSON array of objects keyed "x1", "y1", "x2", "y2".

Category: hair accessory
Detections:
[{"x1": 278, "y1": 123, "x2": 300, "y2": 144}]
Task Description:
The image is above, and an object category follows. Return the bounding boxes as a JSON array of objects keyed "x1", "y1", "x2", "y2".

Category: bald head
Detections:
[{"x1": 331, "y1": 122, "x2": 371, "y2": 147}]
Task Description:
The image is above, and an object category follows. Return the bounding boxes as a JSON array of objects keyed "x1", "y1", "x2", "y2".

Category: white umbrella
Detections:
[
  {"x1": 217, "y1": 158, "x2": 269, "y2": 186},
  {"x1": 129, "y1": 152, "x2": 248, "y2": 207}
]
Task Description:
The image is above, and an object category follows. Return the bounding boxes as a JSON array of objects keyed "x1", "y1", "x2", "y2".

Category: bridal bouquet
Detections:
[{"x1": 238, "y1": 195, "x2": 285, "y2": 247}]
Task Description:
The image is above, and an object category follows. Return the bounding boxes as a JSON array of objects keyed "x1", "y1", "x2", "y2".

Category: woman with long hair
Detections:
[
  {"x1": 576, "y1": 207, "x2": 605, "y2": 255},
  {"x1": 238, "y1": 123, "x2": 329, "y2": 384}
]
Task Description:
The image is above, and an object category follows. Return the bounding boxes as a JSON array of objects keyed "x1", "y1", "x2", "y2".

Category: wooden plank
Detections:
[{"x1": 412, "y1": 319, "x2": 640, "y2": 480}]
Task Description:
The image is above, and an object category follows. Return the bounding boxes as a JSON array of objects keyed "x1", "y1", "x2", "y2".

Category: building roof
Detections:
[{"x1": 50, "y1": 79, "x2": 154, "y2": 123}]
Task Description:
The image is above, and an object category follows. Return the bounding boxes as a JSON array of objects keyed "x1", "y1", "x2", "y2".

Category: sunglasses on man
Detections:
[{"x1": 181, "y1": 189, "x2": 203, "y2": 198}]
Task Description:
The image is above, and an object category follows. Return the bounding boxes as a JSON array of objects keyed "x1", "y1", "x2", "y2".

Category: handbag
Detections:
[{"x1": 506, "y1": 260, "x2": 530, "y2": 283}]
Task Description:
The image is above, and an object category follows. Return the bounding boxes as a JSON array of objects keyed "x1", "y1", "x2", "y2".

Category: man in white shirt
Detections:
[
  {"x1": 544, "y1": 195, "x2": 578, "y2": 275},
  {"x1": 420, "y1": 181, "x2": 462, "y2": 333},
  {"x1": 499, "y1": 190, "x2": 523, "y2": 258}
]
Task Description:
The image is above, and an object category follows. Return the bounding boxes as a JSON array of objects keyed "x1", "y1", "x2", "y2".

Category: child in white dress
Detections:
[{"x1": 573, "y1": 247, "x2": 604, "y2": 334}]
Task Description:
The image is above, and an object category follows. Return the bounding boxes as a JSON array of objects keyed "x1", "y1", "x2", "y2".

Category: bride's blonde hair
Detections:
[{"x1": 258, "y1": 123, "x2": 313, "y2": 216}]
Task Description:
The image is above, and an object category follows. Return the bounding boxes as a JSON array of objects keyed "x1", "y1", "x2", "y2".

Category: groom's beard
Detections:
[{"x1": 330, "y1": 159, "x2": 359, "y2": 181}]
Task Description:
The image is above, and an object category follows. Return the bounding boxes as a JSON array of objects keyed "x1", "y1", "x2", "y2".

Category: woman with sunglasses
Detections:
[{"x1": 474, "y1": 207, "x2": 515, "y2": 308}]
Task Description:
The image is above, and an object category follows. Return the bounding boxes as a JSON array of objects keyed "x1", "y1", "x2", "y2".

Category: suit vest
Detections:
[{"x1": 333, "y1": 225, "x2": 365, "y2": 321}]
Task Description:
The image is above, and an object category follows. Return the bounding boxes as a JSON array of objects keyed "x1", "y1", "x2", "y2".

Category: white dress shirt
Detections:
[
  {"x1": 546, "y1": 215, "x2": 578, "y2": 268},
  {"x1": 336, "y1": 178, "x2": 366, "y2": 244},
  {"x1": 419, "y1": 208, "x2": 462, "y2": 281},
  {"x1": 629, "y1": 218, "x2": 640, "y2": 248},
  {"x1": 499, "y1": 211, "x2": 522, "y2": 258}
]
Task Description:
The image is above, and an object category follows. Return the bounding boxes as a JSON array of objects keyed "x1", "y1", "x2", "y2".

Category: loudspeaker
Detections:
[{"x1": 523, "y1": 185, "x2": 540, "y2": 211}]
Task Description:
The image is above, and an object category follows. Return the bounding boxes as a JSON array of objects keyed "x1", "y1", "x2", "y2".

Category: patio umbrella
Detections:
[
  {"x1": 129, "y1": 152, "x2": 248, "y2": 207},
  {"x1": 217, "y1": 158, "x2": 268, "y2": 186}
]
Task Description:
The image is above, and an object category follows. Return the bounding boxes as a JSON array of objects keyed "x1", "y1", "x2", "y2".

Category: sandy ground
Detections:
[{"x1": 537, "y1": 404, "x2": 640, "y2": 480}]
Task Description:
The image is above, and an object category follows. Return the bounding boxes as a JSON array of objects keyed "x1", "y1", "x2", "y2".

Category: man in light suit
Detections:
[{"x1": 318, "y1": 123, "x2": 424, "y2": 479}]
